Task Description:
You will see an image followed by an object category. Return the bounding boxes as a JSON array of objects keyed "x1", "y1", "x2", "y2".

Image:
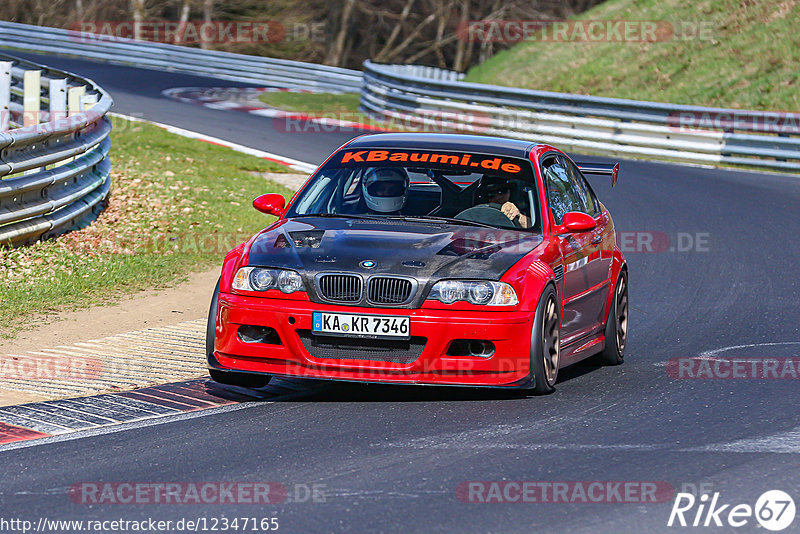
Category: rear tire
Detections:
[
  {"x1": 595, "y1": 269, "x2": 628, "y2": 366},
  {"x1": 527, "y1": 285, "x2": 560, "y2": 395},
  {"x1": 206, "y1": 279, "x2": 271, "y2": 389}
]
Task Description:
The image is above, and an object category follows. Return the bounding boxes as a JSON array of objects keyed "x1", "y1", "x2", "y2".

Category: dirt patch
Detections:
[
  {"x1": 0, "y1": 268, "x2": 220, "y2": 407},
  {"x1": 0, "y1": 389, "x2": 48, "y2": 407},
  {"x1": 0, "y1": 268, "x2": 219, "y2": 354}
]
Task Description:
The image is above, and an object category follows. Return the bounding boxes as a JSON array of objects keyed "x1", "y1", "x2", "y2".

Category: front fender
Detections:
[
  {"x1": 219, "y1": 243, "x2": 246, "y2": 293},
  {"x1": 502, "y1": 257, "x2": 557, "y2": 313}
]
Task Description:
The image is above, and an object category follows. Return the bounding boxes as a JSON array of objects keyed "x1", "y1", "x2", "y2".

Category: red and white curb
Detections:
[
  {"x1": 0, "y1": 377, "x2": 323, "y2": 450},
  {"x1": 161, "y1": 86, "x2": 388, "y2": 133},
  {"x1": 109, "y1": 112, "x2": 318, "y2": 174}
]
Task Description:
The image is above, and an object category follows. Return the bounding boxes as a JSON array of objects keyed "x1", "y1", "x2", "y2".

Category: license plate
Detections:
[{"x1": 312, "y1": 312, "x2": 410, "y2": 339}]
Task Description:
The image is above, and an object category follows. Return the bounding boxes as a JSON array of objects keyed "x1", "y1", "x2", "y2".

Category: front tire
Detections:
[
  {"x1": 206, "y1": 279, "x2": 271, "y2": 389},
  {"x1": 595, "y1": 269, "x2": 628, "y2": 365},
  {"x1": 527, "y1": 285, "x2": 560, "y2": 395}
]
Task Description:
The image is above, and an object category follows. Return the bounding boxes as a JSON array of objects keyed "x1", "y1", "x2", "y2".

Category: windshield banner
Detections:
[{"x1": 330, "y1": 149, "x2": 534, "y2": 179}]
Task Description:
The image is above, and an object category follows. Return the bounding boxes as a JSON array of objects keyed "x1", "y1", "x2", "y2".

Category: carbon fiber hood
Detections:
[{"x1": 246, "y1": 217, "x2": 541, "y2": 307}]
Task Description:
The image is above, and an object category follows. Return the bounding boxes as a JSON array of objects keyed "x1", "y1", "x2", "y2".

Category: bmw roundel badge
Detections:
[{"x1": 360, "y1": 260, "x2": 376, "y2": 269}]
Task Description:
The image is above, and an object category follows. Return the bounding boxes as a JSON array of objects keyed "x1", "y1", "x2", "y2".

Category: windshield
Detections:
[{"x1": 285, "y1": 148, "x2": 541, "y2": 232}]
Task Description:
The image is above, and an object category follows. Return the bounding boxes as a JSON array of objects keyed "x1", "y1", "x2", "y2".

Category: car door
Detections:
[
  {"x1": 541, "y1": 154, "x2": 602, "y2": 345},
  {"x1": 561, "y1": 156, "x2": 613, "y2": 333}
]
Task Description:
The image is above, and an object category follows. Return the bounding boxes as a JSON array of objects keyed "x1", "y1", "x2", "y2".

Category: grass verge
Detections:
[
  {"x1": 0, "y1": 117, "x2": 294, "y2": 339},
  {"x1": 258, "y1": 91, "x2": 363, "y2": 116},
  {"x1": 465, "y1": 0, "x2": 800, "y2": 111}
]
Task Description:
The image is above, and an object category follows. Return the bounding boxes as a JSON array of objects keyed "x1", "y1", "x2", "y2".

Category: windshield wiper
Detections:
[{"x1": 383, "y1": 215, "x2": 497, "y2": 228}]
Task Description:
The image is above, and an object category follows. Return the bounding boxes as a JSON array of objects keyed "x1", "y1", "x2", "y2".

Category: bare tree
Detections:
[
  {"x1": 175, "y1": 0, "x2": 191, "y2": 45},
  {"x1": 0, "y1": 0, "x2": 601, "y2": 71},
  {"x1": 129, "y1": 0, "x2": 145, "y2": 40},
  {"x1": 373, "y1": 0, "x2": 415, "y2": 63},
  {"x1": 201, "y1": 0, "x2": 213, "y2": 49},
  {"x1": 325, "y1": 0, "x2": 355, "y2": 66}
]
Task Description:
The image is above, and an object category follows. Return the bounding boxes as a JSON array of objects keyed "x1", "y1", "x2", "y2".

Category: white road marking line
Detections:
[
  {"x1": 203, "y1": 101, "x2": 242, "y2": 109},
  {"x1": 682, "y1": 426, "x2": 800, "y2": 454},
  {"x1": 654, "y1": 341, "x2": 800, "y2": 366},
  {"x1": 699, "y1": 341, "x2": 800, "y2": 358},
  {"x1": 378, "y1": 440, "x2": 665, "y2": 451},
  {"x1": 374, "y1": 419, "x2": 800, "y2": 455},
  {"x1": 248, "y1": 108, "x2": 281, "y2": 118}
]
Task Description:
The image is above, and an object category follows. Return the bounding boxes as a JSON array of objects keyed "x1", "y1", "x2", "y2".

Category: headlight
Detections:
[
  {"x1": 232, "y1": 267, "x2": 305, "y2": 294},
  {"x1": 277, "y1": 270, "x2": 304, "y2": 293},
  {"x1": 428, "y1": 280, "x2": 518, "y2": 306}
]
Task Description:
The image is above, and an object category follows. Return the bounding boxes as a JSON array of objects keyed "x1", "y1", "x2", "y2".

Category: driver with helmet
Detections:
[{"x1": 362, "y1": 167, "x2": 410, "y2": 214}]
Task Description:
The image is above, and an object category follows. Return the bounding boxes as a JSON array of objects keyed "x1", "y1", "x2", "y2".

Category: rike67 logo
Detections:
[{"x1": 668, "y1": 490, "x2": 796, "y2": 531}]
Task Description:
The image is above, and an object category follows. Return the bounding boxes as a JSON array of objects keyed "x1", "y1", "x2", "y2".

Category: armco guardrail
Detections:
[
  {"x1": 0, "y1": 53, "x2": 112, "y2": 246},
  {"x1": 362, "y1": 61, "x2": 800, "y2": 172},
  {"x1": 0, "y1": 21, "x2": 362, "y2": 93}
]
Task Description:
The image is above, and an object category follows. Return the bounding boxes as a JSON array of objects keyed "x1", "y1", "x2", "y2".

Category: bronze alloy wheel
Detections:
[
  {"x1": 615, "y1": 273, "x2": 629, "y2": 352},
  {"x1": 541, "y1": 293, "x2": 560, "y2": 386},
  {"x1": 596, "y1": 269, "x2": 628, "y2": 366}
]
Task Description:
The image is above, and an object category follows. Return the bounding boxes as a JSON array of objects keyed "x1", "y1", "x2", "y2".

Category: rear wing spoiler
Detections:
[{"x1": 576, "y1": 162, "x2": 619, "y2": 187}]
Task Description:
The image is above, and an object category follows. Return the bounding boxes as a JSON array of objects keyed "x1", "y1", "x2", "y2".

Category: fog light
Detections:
[
  {"x1": 446, "y1": 339, "x2": 495, "y2": 358},
  {"x1": 237, "y1": 325, "x2": 281, "y2": 345}
]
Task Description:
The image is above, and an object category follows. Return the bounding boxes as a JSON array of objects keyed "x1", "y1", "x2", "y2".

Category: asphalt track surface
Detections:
[{"x1": 2, "y1": 53, "x2": 799, "y2": 533}]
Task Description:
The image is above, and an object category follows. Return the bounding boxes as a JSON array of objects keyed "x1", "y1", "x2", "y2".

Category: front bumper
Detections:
[{"x1": 211, "y1": 292, "x2": 534, "y2": 387}]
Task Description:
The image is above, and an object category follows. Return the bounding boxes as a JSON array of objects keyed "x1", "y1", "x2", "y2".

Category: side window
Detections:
[
  {"x1": 542, "y1": 155, "x2": 585, "y2": 224},
  {"x1": 561, "y1": 156, "x2": 599, "y2": 217}
]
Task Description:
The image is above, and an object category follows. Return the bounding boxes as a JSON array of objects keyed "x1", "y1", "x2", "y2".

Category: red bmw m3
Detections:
[{"x1": 206, "y1": 133, "x2": 628, "y2": 395}]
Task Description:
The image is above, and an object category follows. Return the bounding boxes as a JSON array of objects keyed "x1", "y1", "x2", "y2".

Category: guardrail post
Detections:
[
  {"x1": 23, "y1": 69, "x2": 41, "y2": 127},
  {"x1": 0, "y1": 61, "x2": 10, "y2": 131},
  {"x1": 49, "y1": 78, "x2": 67, "y2": 122},
  {"x1": 82, "y1": 93, "x2": 99, "y2": 109},
  {"x1": 48, "y1": 78, "x2": 70, "y2": 167},
  {"x1": 68, "y1": 86, "x2": 86, "y2": 115}
]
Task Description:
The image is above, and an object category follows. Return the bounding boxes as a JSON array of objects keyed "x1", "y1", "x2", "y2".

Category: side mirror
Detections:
[
  {"x1": 253, "y1": 194, "x2": 286, "y2": 218},
  {"x1": 562, "y1": 211, "x2": 596, "y2": 232}
]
